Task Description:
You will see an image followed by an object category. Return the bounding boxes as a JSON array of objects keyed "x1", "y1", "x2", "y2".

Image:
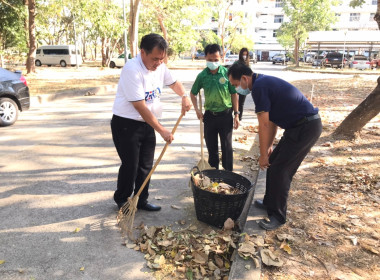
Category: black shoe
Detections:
[
  {"x1": 117, "y1": 202, "x2": 126, "y2": 210},
  {"x1": 137, "y1": 202, "x2": 161, "y2": 211},
  {"x1": 254, "y1": 199, "x2": 267, "y2": 210},
  {"x1": 258, "y1": 216, "x2": 285, "y2": 231}
]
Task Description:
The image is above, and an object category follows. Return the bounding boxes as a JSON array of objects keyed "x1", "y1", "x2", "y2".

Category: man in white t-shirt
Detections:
[{"x1": 111, "y1": 33, "x2": 191, "y2": 211}]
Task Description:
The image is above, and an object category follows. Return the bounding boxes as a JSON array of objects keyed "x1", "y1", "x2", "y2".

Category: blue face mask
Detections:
[
  {"x1": 236, "y1": 86, "x2": 251, "y2": 96},
  {"x1": 206, "y1": 61, "x2": 220, "y2": 71},
  {"x1": 236, "y1": 76, "x2": 251, "y2": 95}
]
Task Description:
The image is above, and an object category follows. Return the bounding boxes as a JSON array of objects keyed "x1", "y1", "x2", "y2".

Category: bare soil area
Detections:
[
  {"x1": 261, "y1": 76, "x2": 380, "y2": 280},
  {"x1": 21, "y1": 64, "x2": 121, "y2": 96}
]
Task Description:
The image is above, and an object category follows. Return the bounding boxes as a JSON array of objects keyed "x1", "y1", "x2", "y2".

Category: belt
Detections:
[
  {"x1": 294, "y1": 113, "x2": 320, "y2": 127},
  {"x1": 206, "y1": 108, "x2": 232, "y2": 116}
]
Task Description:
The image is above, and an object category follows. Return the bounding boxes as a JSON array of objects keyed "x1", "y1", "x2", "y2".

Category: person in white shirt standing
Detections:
[{"x1": 111, "y1": 33, "x2": 192, "y2": 211}]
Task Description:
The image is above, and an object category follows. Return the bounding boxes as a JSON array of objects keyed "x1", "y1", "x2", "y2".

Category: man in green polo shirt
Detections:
[{"x1": 190, "y1": 44, "x2": 239, "y2": 171}]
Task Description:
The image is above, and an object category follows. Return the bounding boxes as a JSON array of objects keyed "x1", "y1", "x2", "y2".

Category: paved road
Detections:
[
  {"x1": 0, "y1": 71, "x2": 256, "y2": 280},
  {"x1": 0, "y1": 65, "x2": 372, "y2": 279}
]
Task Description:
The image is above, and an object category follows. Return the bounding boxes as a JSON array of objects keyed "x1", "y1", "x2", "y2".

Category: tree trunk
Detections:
[
  {"x1": 82, "y1": 32, "x2": 86, "y2": 60},
  {"x1": 294, "y1": 37, "x2": 299, "y2": 67},
  {"x1": 375, "y1": 0, "x2": 380, "y2": 29},
  {"x1": 26, "y1": 0, "x2": 36, "y2": 74},
  {"x1": 157, "y1": 15, "x2": 168, "y2": 63},
  {"x1": 101, "y1": 37, "x2": 107, "y2": 67},
  {"x1": 129, "y1": 0, "x2": 141, "y2": 57},
  {"x1": 333, "y1": 76, "x2": 380, "y2": 140}
]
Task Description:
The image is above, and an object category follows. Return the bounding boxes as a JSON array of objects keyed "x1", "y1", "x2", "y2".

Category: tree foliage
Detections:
[
  {"x1": 278, "y1": 0, "x2": 337, "y2": 65},
  {"x1": 0, "y1": 0, "x2": 27, "y2": 54},
  {"x1": 138, "y1": 0, "x2": 211, "y2": 57},
  {"x1": 211, "y1": 0, "x2": 253, "y2": 59}
]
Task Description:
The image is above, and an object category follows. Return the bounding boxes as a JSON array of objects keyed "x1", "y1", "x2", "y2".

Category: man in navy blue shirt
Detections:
[{"x1": 228, "y1": 63, "x2": 322, "y2": 230}]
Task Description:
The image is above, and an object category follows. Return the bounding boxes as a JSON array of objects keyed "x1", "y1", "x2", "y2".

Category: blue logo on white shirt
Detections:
[{"x1": 145, "y1": 87, "x2": 161, "y2": 103}]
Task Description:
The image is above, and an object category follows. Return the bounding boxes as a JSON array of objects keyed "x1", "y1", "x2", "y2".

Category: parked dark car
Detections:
[
  {"x1": 0, "y1": 68, "x2": 30, "y2": 126},
  {"x1": 195, "y1": 52, "x2": 205, "y2": 59},
  {"x1": 312, "y1": 55, "x2": 326, "y2": 67},
  {"x1": 324, "y1": 52, "x2": 347, "y2": 68},
  {"x1": 271, "y1": 54, "x2": 289, "y2": 65}
]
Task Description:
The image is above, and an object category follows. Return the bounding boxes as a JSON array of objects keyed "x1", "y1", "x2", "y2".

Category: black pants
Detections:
[
  {"x1": 203, "y1": 110, "x2": 233, "y2": 171},
  {"x1": 238, "y1": 94, "x2": 247, "y2": 121},
  {"x1": 263, "y1": 118, "x2": 322, "y2": 224},
  {"x1": 110, "y1": 115, "x2": 156, "y2": 206}
]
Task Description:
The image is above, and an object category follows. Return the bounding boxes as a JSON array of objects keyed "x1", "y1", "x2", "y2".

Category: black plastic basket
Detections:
[{"x1": 190, "y1": 168, "x2": 252, "y2": 228}]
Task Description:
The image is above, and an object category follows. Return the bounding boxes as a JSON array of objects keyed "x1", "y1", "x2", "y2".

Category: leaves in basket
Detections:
[{"x1": 192, "y1": 173, "x2": 242, "y2": 195}]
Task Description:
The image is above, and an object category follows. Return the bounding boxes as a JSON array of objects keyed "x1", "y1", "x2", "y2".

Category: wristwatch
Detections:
[
  {"x1": 234, "y1": 111, "x2": 240, "y2": 116},
  {"x1": 182, "y1": 93, "x2": 189, "y2": 98}
]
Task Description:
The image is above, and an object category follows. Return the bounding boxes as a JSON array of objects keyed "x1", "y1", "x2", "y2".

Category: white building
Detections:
[{"x1": 252, "y1": 0, "x2": 378, "y2": 60}]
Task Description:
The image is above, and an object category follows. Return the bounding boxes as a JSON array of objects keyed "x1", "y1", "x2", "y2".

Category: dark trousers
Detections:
[
  {"x1": 110, "y1": 115, "x2": 156, "y2": 206},
  {"x1": 238, "y1": 94, "x2": 247, "y2": 121},
  {"x1": 203, "y1": 110, "x2": 233, "y2": 171},
  {"x1": 263, "y1": 118, "x2": 322, "y2": 224}
]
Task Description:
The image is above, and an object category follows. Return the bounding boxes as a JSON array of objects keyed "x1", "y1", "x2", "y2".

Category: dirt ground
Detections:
[
  {"x1": 260, "y1": 76, "x2": 380, "y2": 280},
  {"x1": 20, "y1": 63, "x2": 121, "y2": 96}
]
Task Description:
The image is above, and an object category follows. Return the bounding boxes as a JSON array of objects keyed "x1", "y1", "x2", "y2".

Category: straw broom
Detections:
[{"x1": 117, "y1": 113, "x2": 184, "y2": 237}]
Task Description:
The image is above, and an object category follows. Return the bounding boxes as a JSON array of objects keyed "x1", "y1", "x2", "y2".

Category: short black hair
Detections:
[
  {"x1": 140, "y1": 33, "x2": 168, "y2": 54},
  {"x1": 204, "y1": 44, "x2": 222, "y2": 56},
  {"x1": 228, "y1": 62, "x2": 253, "y2": 80}
]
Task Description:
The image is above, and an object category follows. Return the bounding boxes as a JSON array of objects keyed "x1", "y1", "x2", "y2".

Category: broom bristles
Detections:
[{"x1": 117, "y1": 196, "x2": 139, "y2": 238}]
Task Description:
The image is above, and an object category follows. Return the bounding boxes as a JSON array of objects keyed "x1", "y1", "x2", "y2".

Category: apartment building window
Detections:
[
  {"x1": 370, "y1": 13, "x2": 375, "y2": 21},
  {"x1": 273, "y1": 30, "x2": 278, "y2": 37},
  {"x1": 335, "y1": 13, "x2": 341, "y2": 17},
  {"x1": 372, "y1": 0, "x2": 377, "y2": 5},
  {"x1": 274, "y1": 15, "x2": 284, "y2": 23},
  {"x1": 275, "y1": 0, "x2": 283, "y2": 8},
  {"x1": 350, "y1": 13, "x2": 360, "y2": 21},
  {"x1": 245, "y1": 12, "x2": 248, "y2": 18},
  {"x1": 241, "y1": 0, "x2": 244, "y2": 5}
]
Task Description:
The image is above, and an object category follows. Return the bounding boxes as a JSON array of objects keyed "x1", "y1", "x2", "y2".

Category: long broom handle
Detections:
[
  {"x1": 199, "y1": 91, "x2": 205, "y2": 163},
  {"x1": 135, "y1": 113, "x2": 184, "y2": 197}
]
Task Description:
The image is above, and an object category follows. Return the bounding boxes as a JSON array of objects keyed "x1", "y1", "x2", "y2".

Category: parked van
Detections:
[{"x1": 35, "y1": 45, "x2": 82, "y2": 67}]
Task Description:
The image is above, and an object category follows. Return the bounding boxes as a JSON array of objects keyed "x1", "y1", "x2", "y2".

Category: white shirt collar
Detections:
[{"x1": 137, "y1": 53, "x2": 149, "y2": 74}]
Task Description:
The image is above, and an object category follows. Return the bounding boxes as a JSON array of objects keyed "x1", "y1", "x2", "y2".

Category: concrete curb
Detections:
[
  {"x1": 286, "y1": 67, "x2": 379, "y2": 75},
  {"x1": 230, "y1": 133, "x2": 267, "y2": 280},
  {"x1": 30, "y1": 84, "x2": 117, "y2": 106}
]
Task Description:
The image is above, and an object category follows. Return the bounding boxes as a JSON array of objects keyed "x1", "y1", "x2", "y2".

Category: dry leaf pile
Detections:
[
  {"x1": 127, "y1": 223, "x2": 241, "y2": 279},
  {"x1": 243, "y1": 125, "x2": 259, "y2": 133},
  {"x1": 191, "y1": 173, "x2": 242, "y2": 195}
]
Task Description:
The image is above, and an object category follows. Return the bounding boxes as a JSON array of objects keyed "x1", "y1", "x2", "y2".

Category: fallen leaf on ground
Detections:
[
  {"x1": 345, "y1": 236, "x2": 358, "y2": 246},
  {"x1": 224, "y1": 218, "x2": 234, "y2": 230},
  {"x1": 260, "y1": 249, "x2": 284, "y2": 267},
  {"x1": 73, "y1": 228, "x2": 81, "y2": 233},
  {"x1": 0, "y1": 260, "x2": 5, "y2": 265},
  {"x1": 361, "y1": 243, "x2": 379, "y2": 255},
  {"x1": 171, "y1": 205, "x2": 181, "y2": 209},
  {"x1": 277, "y1": 233, "x2": 295, "y2": 242},
  {"x1": 280, "y1": 241, "x2": 292, "y2": 254},
  {"x1": 79, "y1": 267, "x2": 84, "y2": 271}
]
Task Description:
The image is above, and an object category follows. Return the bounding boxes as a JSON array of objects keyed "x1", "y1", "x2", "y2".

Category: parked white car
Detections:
[
  {"x1": 349, "y1": 55, "x2": 370, "y2": 70},
  {"x1": 109, "y1": 54, "x2": 127, "y2": 68},
  {"x1": 224, "y1": 55, "x2": 239, "y2": 68}
]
